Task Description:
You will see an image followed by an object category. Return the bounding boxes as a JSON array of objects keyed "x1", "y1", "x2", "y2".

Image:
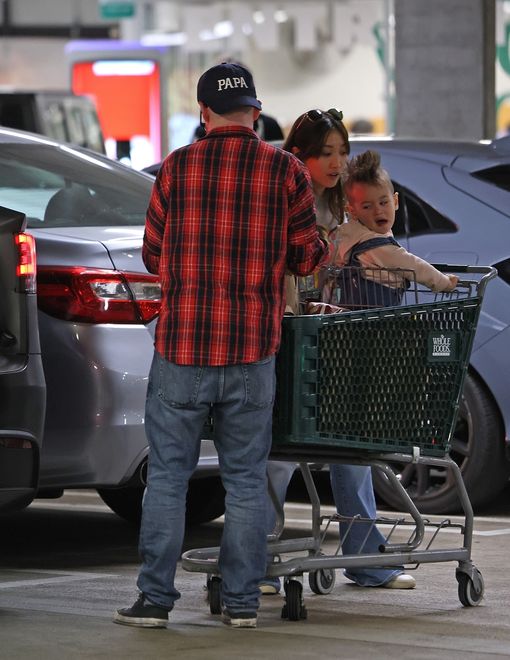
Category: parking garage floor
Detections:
[{"x1": 1, "y1": 492, "x2": 510, "y2": 659}]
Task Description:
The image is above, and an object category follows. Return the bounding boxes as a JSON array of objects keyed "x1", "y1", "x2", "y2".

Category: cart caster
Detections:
[
  {"x1": 281, "y1": 579, "x2": 307, "y2": 621},
  {"x1": 308, "y1": 567, "x2": 336, "y2": 595},
  {"x1": 456, "y1": 568, "x2": 484, "y2": 607},
  {"x1": 206, "y1": 575, "x2": 222, "y2": 615}
]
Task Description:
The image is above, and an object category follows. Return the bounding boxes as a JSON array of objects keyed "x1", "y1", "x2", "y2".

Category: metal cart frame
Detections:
[{"x1": 182, "y1": 265, "x2": 496, "y2": 620}]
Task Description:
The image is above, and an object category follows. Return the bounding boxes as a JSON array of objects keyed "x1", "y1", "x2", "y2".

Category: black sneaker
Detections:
[
  {"x1": 222, "y1": 608, "x2": 257, "y2": 628},
  {"x1": 113, "y1": 593, "x2": 170, "y2": 628}
]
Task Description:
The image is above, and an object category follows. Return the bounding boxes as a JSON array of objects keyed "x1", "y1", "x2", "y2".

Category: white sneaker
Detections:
[
  {"x1": 259, "y1": 583, "x2": 280, "y2": 595},
  {"x1": 222, "y1": 609, "x2": 257, "y2": 628},
  {"x1": 382, "y1": 574, "x2": 416, "y2": 589}
]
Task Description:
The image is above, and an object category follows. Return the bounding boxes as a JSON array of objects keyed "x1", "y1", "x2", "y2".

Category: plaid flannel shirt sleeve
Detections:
[
  {"x1": 286, "y1": 163, "x2": 329, "y2": 276},
  {"x1": 142, "y1": 164, "x2": 170, "y2": 275}
]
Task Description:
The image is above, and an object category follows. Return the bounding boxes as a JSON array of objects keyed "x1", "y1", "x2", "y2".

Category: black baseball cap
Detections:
[{"x1": 197, "y1": 62, "x2": 262, "y2": 115}]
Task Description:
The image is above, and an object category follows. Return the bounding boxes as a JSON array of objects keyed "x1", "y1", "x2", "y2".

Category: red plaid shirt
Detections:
[{"x1": 143, "y1": 125, "x2": 327, "y2": 366}]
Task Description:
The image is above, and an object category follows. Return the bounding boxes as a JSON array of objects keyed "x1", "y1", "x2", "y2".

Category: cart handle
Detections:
[{"x1": 430, "y1": 264, "x2": 498, "y2": 298}]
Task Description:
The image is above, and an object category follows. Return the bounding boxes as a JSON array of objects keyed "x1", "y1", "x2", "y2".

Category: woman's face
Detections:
[{"x1": 302, "y1": 129, "x2": 349, "y2": 195}]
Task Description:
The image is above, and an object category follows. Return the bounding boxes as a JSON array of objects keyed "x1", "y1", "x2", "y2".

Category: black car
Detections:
[{"x1": 0, "y1": 206, "x2": 46, "y2": 513}]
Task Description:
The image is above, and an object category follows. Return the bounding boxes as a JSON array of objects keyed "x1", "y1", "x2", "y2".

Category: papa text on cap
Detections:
[{"x1": 197, "y1": 62, "x2": 262, "y2": 115}]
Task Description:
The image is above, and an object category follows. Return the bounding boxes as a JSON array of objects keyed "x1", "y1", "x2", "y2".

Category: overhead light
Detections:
[
  {"x1": 140, "y1": 32, "x2": 188, "y2": 47},
  {"x1": 92, "y1": 60, "x2": 156, "y2": 76},
  {"x1": 198, "y1": 29, "x2": 215, "y2": 41},
  {"x1": 253, "y1": 11, "x2": 265, "y2": 24},
  {"x1": 213, "y1": 20, "x2": 234, "y2": 38},
  {"x1": 274, "y1": 9, "x2": 288, "y2": 23},
  {"x1": 199, "y1": 20, "x2": 234, "y2": 41}
]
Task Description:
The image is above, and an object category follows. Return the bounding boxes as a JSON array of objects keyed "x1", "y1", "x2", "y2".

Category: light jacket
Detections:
[{"x1": 335, "y1": 219, "x2": 454, "y2": 292}]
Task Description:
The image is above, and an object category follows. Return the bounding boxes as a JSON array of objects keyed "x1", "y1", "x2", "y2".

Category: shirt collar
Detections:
[{"x1": 201, "y1": 125, "x2": 260, "y2": 140}]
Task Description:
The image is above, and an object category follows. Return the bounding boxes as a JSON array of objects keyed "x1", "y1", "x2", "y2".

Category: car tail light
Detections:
[
  {"x1": 37, "y1": 266, "x2": 161, "y2": 324},
  {"x1": 15, "y1": 233, "x2": 37, "y2": 293}
]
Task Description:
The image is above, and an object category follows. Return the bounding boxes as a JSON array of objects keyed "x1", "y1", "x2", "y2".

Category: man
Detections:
[
  {"x1": 191, "y1": 59, "x2": 284, "y2": 143},
  {"x1": 192, "y1": 109, "x2": 284, "y2": 142},
  {"x1": 113, "y1": 62, "x2": 327, "y2": 630}
]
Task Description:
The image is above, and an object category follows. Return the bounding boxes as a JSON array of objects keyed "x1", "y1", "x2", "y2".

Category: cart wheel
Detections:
[
  {"x1": 457, "y1": 570, "x2": 484, "y2": 607},
  {"x1": 308, "y1": 568, "x2": 336, "y2": 595},
  {"x1": 281, "y1": 579, "x2": 307, "y2": 621},
  {"x1": 206, "y1": 576, "x2": 222, "y2": 615}
]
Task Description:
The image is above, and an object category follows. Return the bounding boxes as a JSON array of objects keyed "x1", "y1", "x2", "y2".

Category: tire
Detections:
[
  {"x1": 372, "y1": 373, "x2": 509, "y2": 514},
  {"x1": 98, "y1": 475, "x2": 225, "y2": 526},
  {"x1": 308, "y1": 568, "x2": 336, "y2": 595},
  {"x1": 97, "y1": 485, "x2": 143, "y2": 524},
  {"x1": 207, "y1": 576, "x2": 222, "y2": 615},
  {"x1": 282, "y1": 580, "x2": 307, "y2": 621},
  {"x1": 457, "y1": 570, "x2": 484, "y2": 607}
]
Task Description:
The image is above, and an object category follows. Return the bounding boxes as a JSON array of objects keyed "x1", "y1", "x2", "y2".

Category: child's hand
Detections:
[{"x1": 446, "y1": 274, "x2": 459, "y2": 291}]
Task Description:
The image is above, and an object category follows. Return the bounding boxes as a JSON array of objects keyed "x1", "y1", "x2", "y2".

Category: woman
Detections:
[{"x1": 263, "y1": 109, "x2": 416, "y2": 592}]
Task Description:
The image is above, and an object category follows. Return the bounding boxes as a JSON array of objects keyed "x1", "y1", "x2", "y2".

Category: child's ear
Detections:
[{"x1": 393, "y1": 192, "x2": 399, "y2": 210}]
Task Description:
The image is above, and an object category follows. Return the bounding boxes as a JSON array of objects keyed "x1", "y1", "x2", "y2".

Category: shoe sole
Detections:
[
  {"x1": 222, "y1": 615, "x2": 257, "y2": 628},
  {"x1": 113, "y1": 612, "x2": 167, "y2": 628},
  {"x1": 382, "y1": 578, "x2": 416, "y2": 589},
  {"x1": 259, "y1": 585, "x2": 279, "y2": 595}
]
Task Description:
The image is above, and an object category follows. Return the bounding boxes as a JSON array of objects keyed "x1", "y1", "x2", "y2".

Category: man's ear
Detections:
[
  {"x1": 393, "y1": 191, "x2": 399, "y2": 210},
  {"x1": 199, "y1": 102, "x2": 210, "y2": 122}
]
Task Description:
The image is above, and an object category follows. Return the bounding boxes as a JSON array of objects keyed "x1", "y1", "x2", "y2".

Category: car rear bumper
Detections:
[
  {"x1": 38, "y1": 318, "x2": 219, "y2": 488},
  {"x1": 0, "y1": 358, "x2": 45, "y2": 512}
]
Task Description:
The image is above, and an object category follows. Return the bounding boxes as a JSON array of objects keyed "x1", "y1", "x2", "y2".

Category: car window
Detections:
[
  {"x1": 78, "y1": 105, "x2": 105, "y2": 154},
  {"x1": 472, "y1": 166, "x2": 510, "y2": 193},
  {"x1": 0, "y1": 144, "x2": 152, "y2": 228},
  {"x1": 41, "y1": 101, "x2": 69, "y2": 144},
  {"x1": 392, "y1": 182, "x2": 457, "y2": 238}
]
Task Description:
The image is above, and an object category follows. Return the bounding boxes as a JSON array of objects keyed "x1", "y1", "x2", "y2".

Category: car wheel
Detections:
[
  {"x1": 98, "y1": 476, "x2": 225, "y2": 526},
  {"x1": 372, "y1": 372, "x2": 509, "y2": 513}
]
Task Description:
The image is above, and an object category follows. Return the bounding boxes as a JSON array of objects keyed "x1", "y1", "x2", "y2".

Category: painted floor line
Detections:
[
  {"x1": 29, "y1": 501, "x2": 113, "y2": 513},
  {"x1": 0, "y1": 571, "x2": 117, "y2": 590}
]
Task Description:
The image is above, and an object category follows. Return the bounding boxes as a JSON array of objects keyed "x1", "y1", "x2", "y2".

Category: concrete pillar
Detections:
[{"x1": 394, "y1": 0, "x2": 496, "y2": 139}]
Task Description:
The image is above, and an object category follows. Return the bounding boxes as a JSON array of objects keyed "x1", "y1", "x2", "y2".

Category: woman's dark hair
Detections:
[{"x1": 282, "y1": 109, "x2": 350, "y2": 222}]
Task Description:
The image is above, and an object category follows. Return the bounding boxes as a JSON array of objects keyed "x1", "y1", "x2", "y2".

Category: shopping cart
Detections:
[{"x1": 182, "y1": 264, "x2": 496, "y2": 621}]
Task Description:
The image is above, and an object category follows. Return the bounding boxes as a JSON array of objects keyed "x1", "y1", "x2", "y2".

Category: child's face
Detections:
[
  {"x1": 346, "y1": 181, "x2": 399, "y2": 234},
  {"x1": 302, "y1": 129, "x2": 349, "y2": 195}
]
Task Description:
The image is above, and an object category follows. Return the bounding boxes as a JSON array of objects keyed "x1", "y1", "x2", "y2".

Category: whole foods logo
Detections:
[
  {"x1": 428, "y1": 332, "x2": 459, "y2": 362},
  {"x1": 432, "y1": 334, "x2": 452, "y2": 357}
]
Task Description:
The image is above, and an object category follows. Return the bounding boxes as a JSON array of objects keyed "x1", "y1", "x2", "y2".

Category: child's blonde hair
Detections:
[{"x1": 343, "y1": 150, "x2": 394, "y2": 197}]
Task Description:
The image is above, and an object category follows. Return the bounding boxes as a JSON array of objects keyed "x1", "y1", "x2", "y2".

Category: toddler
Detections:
[{"x1": 335, "y1": 150, "x2": 458, "y2": 302}]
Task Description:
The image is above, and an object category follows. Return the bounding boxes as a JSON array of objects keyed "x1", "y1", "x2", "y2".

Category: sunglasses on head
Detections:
[{"x1": 294, "y1": 108, "x2": 344, "y2": 133}]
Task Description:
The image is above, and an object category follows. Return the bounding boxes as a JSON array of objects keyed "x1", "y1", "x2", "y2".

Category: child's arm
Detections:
[{"x1": 359, "y1": 244, "x2": 458, "y2": 292}]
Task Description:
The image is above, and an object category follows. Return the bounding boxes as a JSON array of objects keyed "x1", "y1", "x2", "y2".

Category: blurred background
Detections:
[{"x1": 0, "y1": 0, "x2": 508, "y2": 169}]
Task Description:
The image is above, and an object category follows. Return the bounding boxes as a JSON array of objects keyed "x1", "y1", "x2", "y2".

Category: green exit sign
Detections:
[{"x1": 99, "y1": 2, "x2": 135, "y2": 19}]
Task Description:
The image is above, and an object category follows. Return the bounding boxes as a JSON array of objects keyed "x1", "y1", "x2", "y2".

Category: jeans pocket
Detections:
[
  {"x1": 242, "y1": 355, "x2": 276, "y2": 409},
  {"x1": 157, "y1": 358, "x2": 203, "y2": 408}
]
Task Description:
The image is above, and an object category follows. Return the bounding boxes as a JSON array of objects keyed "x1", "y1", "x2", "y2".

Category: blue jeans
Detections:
[
  {"x1": 329, "y1": 463, "x2": 402, "y2": 586},
  {"x1": 265, "y1": 461, "x2": 402, "y2": 587},
  {"x1": 137, "y1": 351, "x2": 275, "y2": 612}
]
